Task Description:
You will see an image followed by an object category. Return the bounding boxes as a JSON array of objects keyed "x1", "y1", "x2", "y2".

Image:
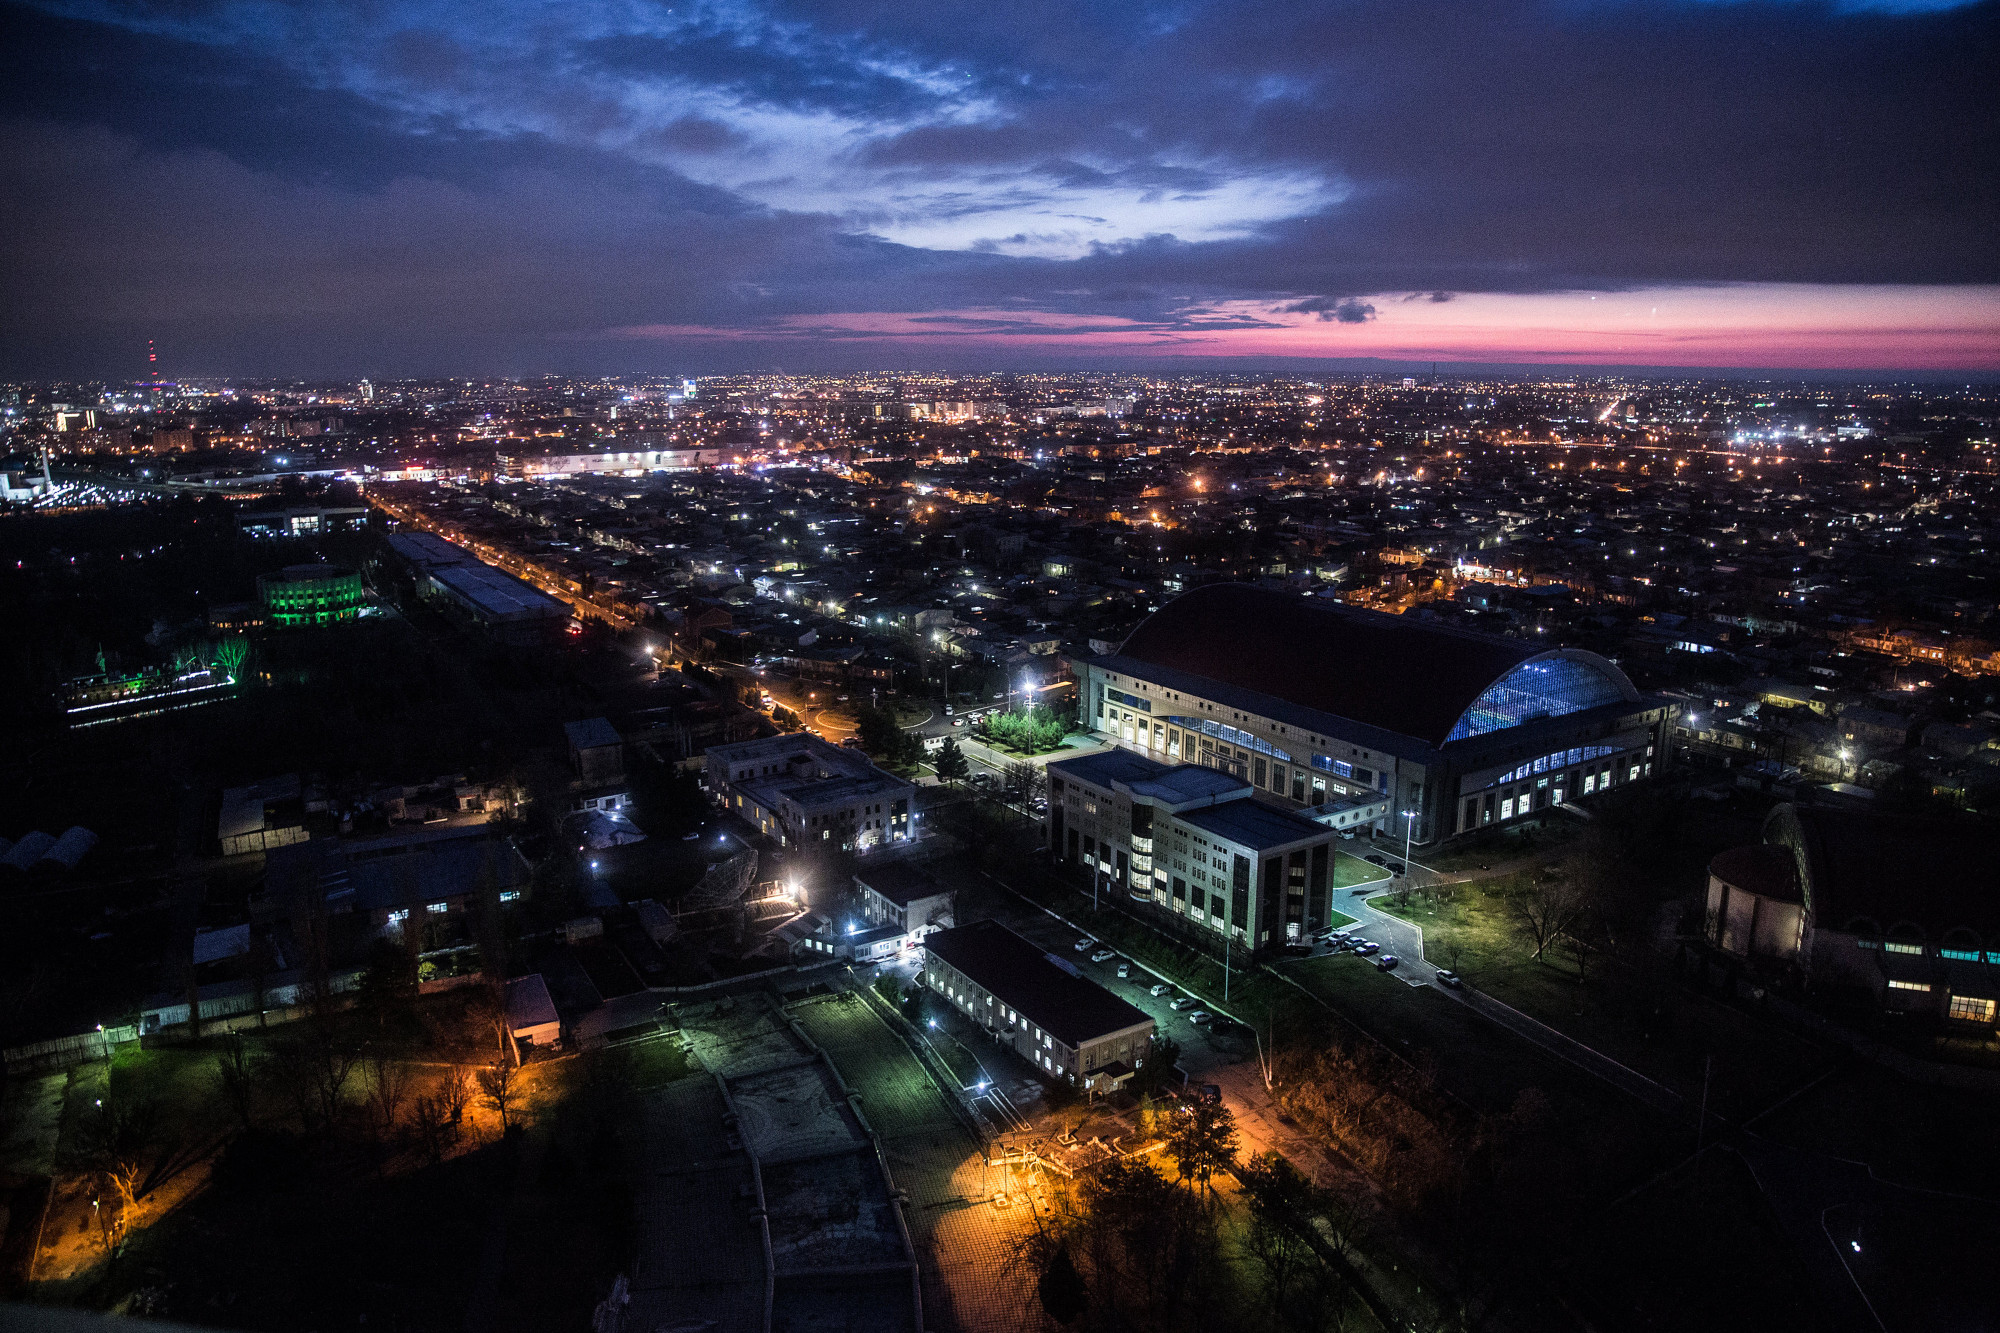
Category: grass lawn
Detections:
[
  {"x1": 1323, "y1": 908, "x2": 1357, "y2": 930},
  {"x1": 1374, "y1": 881, "x2": 1833, "y2": 1120},
  {"x1": 1332, "y1": 850, "x2": 1391, "y2": 890}
]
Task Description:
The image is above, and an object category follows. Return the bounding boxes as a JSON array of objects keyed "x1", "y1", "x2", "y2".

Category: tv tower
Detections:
[{"x1": 147, "y1": 338, "x2": 158, "y2": 378}]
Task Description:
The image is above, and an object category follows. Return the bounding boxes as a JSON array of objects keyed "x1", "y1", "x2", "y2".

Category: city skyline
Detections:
[{"x1": 3, "y1": 0, "x2": 1997, "y2": 378}]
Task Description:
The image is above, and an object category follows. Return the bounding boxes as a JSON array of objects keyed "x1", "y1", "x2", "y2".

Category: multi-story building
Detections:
[
  {"x1": 922, "y1": 919, "x2": 1154, "y2": 1092},
  {"x1": 1071, "y1": 584, "x2": 1677, "y2": 848},
  {"x1": 257, "y1": 564, "x2": 365, "y2": 626},
  {"x1": 854, "y1": 862, "x2": 956, "y2": 942},
  {"x1": 1047, "y1": 749, "x2": 1345, "y2": 952},
  {"x1": 705, "y1": 733, "x2": 916, "y2": 853}
]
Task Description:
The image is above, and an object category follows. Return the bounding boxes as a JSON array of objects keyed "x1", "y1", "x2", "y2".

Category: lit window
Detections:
[
  {"x1": 1884, "y1": 943, "x2": 1923, "y2": 956},
  {"x1": 427, "y1": 902, "x2": 448, "y2": 914},
  {"x1": 1947, "y1": 995, "x2": 1996, "y2": 1023},
  {"x1": 499, "y1": 890, "x2": 521, "y2": 903},
  {"x1": 1887, "y1": 980, "x2": 1931, "y2": 992}
]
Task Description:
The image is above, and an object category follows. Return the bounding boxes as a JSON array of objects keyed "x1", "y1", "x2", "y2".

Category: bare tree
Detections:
[
  {"x1": 305, "y1": 1021, "x2": 360, "y2": 1129},
  {"x1": 214, "y1": 1034, "x2": 260, "y2": 1134},
  {"x1": 463, "y1": 985, "x2": 511, "y2": 1061},
  {"x1": 410, "y1": 1092, "x2": 450, "y2": 1165},
  {"x1": 64, "y1": 1098, "x2": 162, "y2": 1214},
  {"x1": 365, "y1": 1055, "x2": 415, "y2": 1140},
  {"x1": 438, "y1": 1066, "x2": 473, "y2": 1127},
  {"x1": 265, "y1": 1038, "x2": 320, "y2": 1133},
  {"x1": 1513, "y1": 874, "x2": 1586, "y2": 961},
  {"x1": 477, "y1": 1061, "x2": 520, "y2": 1133}
]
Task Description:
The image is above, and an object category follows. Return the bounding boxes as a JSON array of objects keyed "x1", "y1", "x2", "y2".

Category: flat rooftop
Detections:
[
  {"x1": 924, "y1": 919, "x2": 1152, "y2": 1048},
  {"x1": 1175, "y1": 797, "x2": 1334, "y2": 850},
  {"x1": 428, "y1": 560, "x2": 567, "y2": 622}
]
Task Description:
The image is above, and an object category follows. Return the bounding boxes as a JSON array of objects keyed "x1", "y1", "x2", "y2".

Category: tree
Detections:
[
  {"x1": 1240, "y1": 1152, "x2": 1351, "y2": 1333},
  {"x1": 1002, "y1": 758, "x2": 1048, "y2": 803},
  {"x1": 438, "y1": 1065, "x2": 474, "y2": 1127},
  {"x1": 933, "y1": 736, "x2": 970, "y2": 784},
  {"x1": 1163, "y1": 1098, "x2": 1239, "y2": 1200},
  {"x1": 1513, "y1": 873, "x2": 1586, "y2": 962},
  {"x1": 365, "y1": 1055, "x2": 415, "y2": 1141},
  {"x1": 477, "y1": 1060, "x2": 520, "y2": 1132},
  {"x1": 1037, "y1": 1244, "x2": 1090, "y2": 1326},
  {"x1": 65, "y1": 1098, "x2": 162, "y2": 1214},
  {"x1": 410, "y1": 1091, "x2": 451, "y2": 1164},
  {"x1": 355, "y1": 935, "x2": 419, "y2": 1033},
  {"x1": 306, "y1": 1021, "x2": 361, "y2": 1130},
  {"x1": 214, "y1": 1034, "x2": 261, "y2": 1134}
]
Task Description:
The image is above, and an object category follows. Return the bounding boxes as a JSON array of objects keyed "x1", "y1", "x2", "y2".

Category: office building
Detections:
[
  {"x1": 1047, "y1": 748, "x2": 1345, "y2": 951},
  {"x1": 1073, "y1": 584, "x2": 1677, "y2": 848}
]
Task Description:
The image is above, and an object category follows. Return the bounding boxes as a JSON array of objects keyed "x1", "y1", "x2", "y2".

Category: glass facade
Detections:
[
  {"x1": 1163, "y1": 716, "x2": 1292, "y2": 761},
  {"x1": 1445, "y1": 656, "x2": 1628, "y2": 742}
]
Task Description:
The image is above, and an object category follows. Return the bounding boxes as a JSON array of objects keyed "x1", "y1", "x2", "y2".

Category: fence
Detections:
[{"x1": 2, "y1": 1024, "x2": 139, "y2": 1074}]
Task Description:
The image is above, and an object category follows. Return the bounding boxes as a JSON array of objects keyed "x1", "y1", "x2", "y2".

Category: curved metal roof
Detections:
[{"x1": 1111, "y1": 584, "x2": 1637, "y2": 749}]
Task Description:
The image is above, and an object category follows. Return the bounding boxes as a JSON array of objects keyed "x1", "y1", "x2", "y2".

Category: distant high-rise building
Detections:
[{"x1": 359, "y1": 379, "x2": 375, "y2": 402}]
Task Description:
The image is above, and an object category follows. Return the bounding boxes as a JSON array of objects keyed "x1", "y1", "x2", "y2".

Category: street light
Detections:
[{"x1": 1401, "y1": 809, "x2": 1418, "y2": 871}]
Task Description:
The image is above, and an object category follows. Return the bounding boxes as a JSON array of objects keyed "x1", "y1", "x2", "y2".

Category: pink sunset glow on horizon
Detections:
[{"x1": 607, "y1": 284, "x2": 2000, "y2": 371}]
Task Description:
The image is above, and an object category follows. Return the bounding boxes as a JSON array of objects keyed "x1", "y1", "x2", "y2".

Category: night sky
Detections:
[{"x1": 2, "y1": 0, "x2": 1995, "y2": 377}]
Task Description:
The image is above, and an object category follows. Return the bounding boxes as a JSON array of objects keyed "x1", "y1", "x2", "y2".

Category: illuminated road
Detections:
[{"x1": 362, "y1": 489, "x2": 642, "y2": 629}]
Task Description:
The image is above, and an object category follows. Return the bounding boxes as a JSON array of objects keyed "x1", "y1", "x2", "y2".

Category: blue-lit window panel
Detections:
[
  {"x1": 1940, "y1": 949, "x2": 1980, "y2": 961},
  {"x1": 1165, "y1": 717, "x2": 1291, "y2": 763},
  {"x1": 1107, "y1": 688, "x2": 1153, "y2": 713},
  {"x1": 1446, "y1": 658, "x2": 1629, "y2": 742}
]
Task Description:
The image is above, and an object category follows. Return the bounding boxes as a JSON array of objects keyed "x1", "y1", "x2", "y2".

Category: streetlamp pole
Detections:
[{"x1": 1402, "y1": 808, "x2": 1418, "y2": 872}]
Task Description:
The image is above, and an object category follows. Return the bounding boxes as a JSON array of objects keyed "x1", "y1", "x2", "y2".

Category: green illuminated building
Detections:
[{"x1": 258, "y1": 564, "x2": 365, "y2": 626}]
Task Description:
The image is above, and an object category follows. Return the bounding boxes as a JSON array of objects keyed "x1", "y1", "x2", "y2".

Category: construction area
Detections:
[{"x1": 621, "y1": 979, "x2": 1051, "y2": 1333}]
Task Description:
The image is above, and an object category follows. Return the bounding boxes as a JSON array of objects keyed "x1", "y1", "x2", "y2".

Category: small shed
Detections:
[{"x1": 505, "y1": 974, "x2": 562, "y2": 1051}]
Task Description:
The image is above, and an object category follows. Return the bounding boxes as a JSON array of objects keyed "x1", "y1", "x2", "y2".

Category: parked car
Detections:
[
  {"x1": 1116, "y1": 962, "x2": 1132, "y2": 978},
  {"x1": 1168, "y1": 996, "x2": 1200, "y2": 1011},
  {"x1": 1388, "y1": 863, "x2": 1406, "y2": 877},
  {"x1": 1434, "y1": 970, "x2": 1463, "y2": 989},
  {"x1": 1365, "y1": 854, "x2": 1389, "y2": 867},
  {"x1": 681, "y1": 830, "x2": 702, "y2": 841},
  {"x1": 1090, "y1": 949, "x2": 1117, "y2": 963},
  {"x1": 1074, "y1": 938, "x2": 1096, "y2": 952},
  {"x1": 1282, "y1": 944, "x2": 1312, "y2": 957},
  {"x1": 1375, "y1": 954, "x2": 1400, "y2": 971},
  {"x1": 1187, "y1": 1010, "x2": 1214, "y2": 1026},
  {"x1": 1354, "y1": 941, "x2": 1381, "y2": 955},
  {"x1": 1150, "y1": 983, "x2": 1174, "y2": 997}
]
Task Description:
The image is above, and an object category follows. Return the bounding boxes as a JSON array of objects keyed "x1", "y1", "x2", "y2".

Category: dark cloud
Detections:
[
  {"x1": 1, "y1": 0, "x2": 1995, "y2": 375},
  {"x1": 1281, "y1": 296, "x2": 1377, "y2": 324}
]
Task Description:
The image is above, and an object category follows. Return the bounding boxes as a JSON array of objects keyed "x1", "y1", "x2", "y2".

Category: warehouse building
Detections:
[
  {"x1": 1047, "y1": 749, "x2": 1344, "y2": 952},
  {"x1": 706, "y1": 733, "x2": 915, "y2": 853},
  {"x1": 385, "y1": 532, "x2": 569, "y2": 645},
  {"x1": 922, "y1": 919, "x2": 1154, "y2": 1092},
  {"x1": 1704, "y1": 805, "x2": 1997, "y2": 1032},
  {"x1": 1072, "y1": 584, "x2": 1677, "y2": 849}
]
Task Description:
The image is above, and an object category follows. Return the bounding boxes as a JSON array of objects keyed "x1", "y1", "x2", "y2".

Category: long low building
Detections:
[
  {"x1": 1072, "y1": 584, "x2": 1679, "y2": 848},
  {"x1": 706, "y1": 733, "x2": 915, "y2": 854},
  {"x1": 1703, "y1": 804, "x2": 1997, "y2": 1033},
  {"x1": 496, "y1": 447, "x2": 727, "y2": 477},
  {"x1": 1047, "y1": 749, "x2": 1344, "y2": 953},
  {"x1": 922, "y1": 919, "x2": 1155, "y2": 1093},
  {"x1": 385, "y1": 531, "x2": 569, "y2": 644}
]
